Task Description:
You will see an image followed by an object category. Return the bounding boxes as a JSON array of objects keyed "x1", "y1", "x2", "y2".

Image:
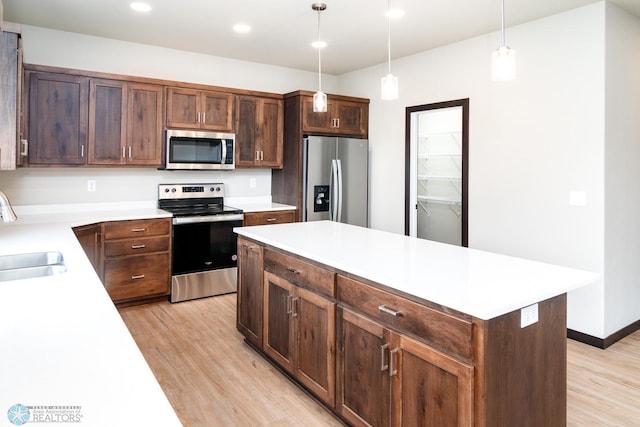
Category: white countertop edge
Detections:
[
  {"x1": 13, "y1": 200, "x2": 158, "y2": 215},
  {"x1": 235, "y1": 222, "x2": 599, "y2": 321}
]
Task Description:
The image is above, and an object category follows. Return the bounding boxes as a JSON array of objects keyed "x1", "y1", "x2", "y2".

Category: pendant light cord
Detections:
[
  {"x1": 500, "y1": 0, "x2": 506, "y2": 47},
  {"x1": 387, "y1": 0, "x2": 392, "y2": 74},
  {"x1": 317, "y1": 8, "x2": 323, "y2": 91}
]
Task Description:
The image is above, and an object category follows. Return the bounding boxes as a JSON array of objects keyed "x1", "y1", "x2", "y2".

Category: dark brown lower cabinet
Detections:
[
  {"x1": 236, "y1": 238, "x2": 264, "y2": 348},
  {"x1": 263, "y1": 271, "x2": 336, "y2": 407},
  {"x1": 337, "y1": 307, "x2": 473, "y2": 427}
]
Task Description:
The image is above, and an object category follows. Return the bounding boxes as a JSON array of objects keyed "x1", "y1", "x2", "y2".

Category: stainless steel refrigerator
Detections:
[{"x1": 302, "y1": 136, "x2": 369, "y2": 227}]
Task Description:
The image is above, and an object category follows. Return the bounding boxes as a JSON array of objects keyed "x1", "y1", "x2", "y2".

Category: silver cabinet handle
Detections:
[
  {"x1": 197, "y1": 112, "x2": 201, "y2": 123},
  {"x1": 128, "y1": 146, "x2": 132, "y2": 158},
  {"x1": 378, "y1": 305, "x2": 402, "y2": 317},
  {"x1": 381, "y1": 343, "x2": 389, "y2": 371},
  {"x1": 20, "y1": 139, "x2": 28, "y2": 156},
  {"x1": 202, "y1": 112, "x2": 206, "y2": 123},
  {"x1": 81, "y1": 144, "x2": 85, "y2": 158},
  {"x1": 131, "y1": 274, "x2": 145, "y2": 280},
  {"x1": 286, "y1": 295, "x2": 293, "y2": 315},
  {"x1": 286, "y1": 267, "x2": 300, "y2": 275},
  {"x1": 390, "y1": 348, "x2": 399, "y2": 377},
  {"x1": 266, "y1": 218, "x2": 277, "y2": 222},
  {"x1": 131, "y1": 228, "x2": 146, "y2": 232},
  {"x1": 131, "y1": 244, "x2": 146, "y2": 249},
  {"x1": 291, "y1": 296, "x2": 298, "y2": 317},
  {"x1": 122, "y1": 146, "x2": 126, "y2": 158}
]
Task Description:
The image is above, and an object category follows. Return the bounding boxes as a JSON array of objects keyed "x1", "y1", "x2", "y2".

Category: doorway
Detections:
[{"x1": 405, "y1": 99, "x2": 469, "y2": 246}]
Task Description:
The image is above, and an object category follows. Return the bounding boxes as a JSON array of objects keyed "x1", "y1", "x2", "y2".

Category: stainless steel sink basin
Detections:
[{"x1": 0, "y1": 251, "x2": 66, "y2": 282}]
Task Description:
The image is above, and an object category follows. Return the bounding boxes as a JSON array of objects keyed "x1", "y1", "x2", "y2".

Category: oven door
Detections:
[{"x1": 170, "y1": 216, "x2": 243, "y2": 302}]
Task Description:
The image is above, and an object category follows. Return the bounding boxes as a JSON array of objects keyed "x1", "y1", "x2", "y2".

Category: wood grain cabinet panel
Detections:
[
  {"x1": 88, "y1": 79, "x2": 127, "y2": 165},
  {"x1": 243, "y1": 210, "x2": 295, "y2": 226},
  {"x1": 166, "y1": 87, "x2": 234, "y2": 131},
  {"x1": 264, "y1": 249, "x2": 335, "y2": 297},
  {"x1": 26, "y1": 72, "x2": 89, "y2": 165},
  {"x1": 101, "y1": 218, "x2": 171, "y2": 304},
  {"x1": 72, "y1": 223, "x2": 102, "y2": 277},
  {"x1": 237, "y1": 237, "x2": 264, "y2": 348},
  {"x1": 263, "y1": 271, "x2": 336, "y2": 407},
  {"x1": 235, "y1": 95, "x2": 283, "y2": 168},
  {"x1": 126, "y1": 83, "x2": 163, "y2": 166},
  {"x1": 301, "y1": 96, "x2": 368, "y2": 138},
  {"x1": 0, "y1": 30, "x2": 21, "y2": 170}
]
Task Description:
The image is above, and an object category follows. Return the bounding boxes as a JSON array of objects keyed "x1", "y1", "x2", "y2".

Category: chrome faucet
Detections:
[{"x1": 0, "y1": 190, "x2": 17, "y2": 222}]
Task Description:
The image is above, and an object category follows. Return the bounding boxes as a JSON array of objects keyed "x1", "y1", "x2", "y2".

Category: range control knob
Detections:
[
  {"x1": 171, "y1": 188, "x2": 177, "y2": 193},
  {"x1": 216, "y1": 186, "x2": 221, "y2": 192},
  {"x1": 164, "y1": 188, "x2": 170, "y2": 193}
]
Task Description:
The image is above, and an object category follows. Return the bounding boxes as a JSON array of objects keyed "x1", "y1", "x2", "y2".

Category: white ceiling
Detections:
[{"x1": 3, "y1": 0, "x2": 640, "y2": 75}]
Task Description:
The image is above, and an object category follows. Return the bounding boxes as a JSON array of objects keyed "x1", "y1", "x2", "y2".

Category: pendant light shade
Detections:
[
  {"x1": 312, "y1": 3, "x2": 328, "y2": 112},
  {"x1": 381, "y1": 0, "x2": 399, "y2": 100},
  {"x1": 492, "y1": 0, "x2": 516, "y2": 81}
]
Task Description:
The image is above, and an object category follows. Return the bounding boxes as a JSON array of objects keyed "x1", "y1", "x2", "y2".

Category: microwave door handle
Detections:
[{"x1": 222, "y1": 140, "x2": 227, "y2": 164}]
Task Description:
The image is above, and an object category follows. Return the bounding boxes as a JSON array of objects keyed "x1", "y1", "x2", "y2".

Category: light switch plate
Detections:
[
  {"x1": 521, "y1": 303, "x2": 538, "y2": 328},
  {"x1": 87, "y1": 180, "x2": 96, "y2": 192}
]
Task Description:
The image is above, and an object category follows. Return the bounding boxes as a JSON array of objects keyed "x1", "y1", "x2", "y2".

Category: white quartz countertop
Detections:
[
  {"x1": 0, "y1": 204, "x2": 180, "y2": 426},
  {"x1": 235, "y1": 221, "x2": 599, "y2": 320}
]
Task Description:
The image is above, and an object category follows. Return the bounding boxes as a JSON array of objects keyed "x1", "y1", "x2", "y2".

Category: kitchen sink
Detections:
[{"x1": 0, "y1": 251, "x2": 66, "y2": 282}]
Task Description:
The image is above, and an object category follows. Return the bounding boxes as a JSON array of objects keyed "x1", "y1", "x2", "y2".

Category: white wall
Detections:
[
  {"x1": 338, "y1": 4, "x2": 608, "y2": 337},
  {"x1": 604, "y1": 3, "x2": 640, "y2": 336},
  {"x1": 0, "y1": 26, "x2": 339, "y2": 205}
]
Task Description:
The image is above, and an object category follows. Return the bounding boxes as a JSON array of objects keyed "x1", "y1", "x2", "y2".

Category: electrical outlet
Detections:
[
  {"x1": 569, "y1": 191, "x2": 586, "y2": 206},
  {"x1": 87, "y1": 180, "x2": 96, "y2": 192},
  {"x1": 249, "y1": 178, "x2": 257, "y2": 188},
  {"x1": 521, "y1": 303, "x2": 538, "y2": 328}
]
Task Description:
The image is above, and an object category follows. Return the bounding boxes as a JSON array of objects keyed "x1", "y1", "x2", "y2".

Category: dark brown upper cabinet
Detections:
[
  {"x1": 235, "y1": 95, "x2": 283, "y2": 168},
  {"x1": 166, "y1": 87, "x2": 235, "y2": 132}
]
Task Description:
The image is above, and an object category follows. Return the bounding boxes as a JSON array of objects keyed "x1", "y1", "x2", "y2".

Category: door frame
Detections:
[{"x1": 404, "y1": 98, "x2": 469, "y2": 247}]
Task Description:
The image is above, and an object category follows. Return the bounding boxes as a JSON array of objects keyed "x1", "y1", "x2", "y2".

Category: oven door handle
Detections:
[{"x1": 172, "y1": 213, "x2": 244, "y2": 224}]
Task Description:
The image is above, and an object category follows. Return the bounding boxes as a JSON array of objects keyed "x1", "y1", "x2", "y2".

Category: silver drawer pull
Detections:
[
  {"x1": 266, "y1": 218, "x2": 277, "y2": 222},
  {"x1": 131, "y1": 274, "x2": 145, "y2": 280},
  {"x1": 286, "y1": 267, "x2": 300, "y2": 274},
  {"x1": 131, "y1": 244, "x2": 146, "y2": 249},
  {"x1": 390, "y1": 348, "x2": 399, "y2": 377},
  {"x1": 378, "y1": 305, "x2": 402, "y2": 317},
  {"x1": 131, "y1": 228, "x2": 146, "y2": 232}
]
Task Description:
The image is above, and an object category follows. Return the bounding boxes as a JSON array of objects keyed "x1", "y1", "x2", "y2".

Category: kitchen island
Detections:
[
  {"x1": 234, "y1": 221, "x2": 598, "y2": 426},
  {"x1": 0, "y1": 203, "x2": 181, "y2": 426}
]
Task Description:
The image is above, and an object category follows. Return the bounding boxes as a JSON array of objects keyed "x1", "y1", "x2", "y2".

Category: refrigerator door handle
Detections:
[
  {"x1": 336, "y1": 159, "x2": 343, "y2": 222},
  {"x1": 330, "y1": 159, "x2": 339, "y2": 221}
]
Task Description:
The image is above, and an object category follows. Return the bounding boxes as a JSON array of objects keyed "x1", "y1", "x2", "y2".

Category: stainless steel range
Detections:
[{"x1": 158, "y1": 183, "x2": 243, "y2": 303}]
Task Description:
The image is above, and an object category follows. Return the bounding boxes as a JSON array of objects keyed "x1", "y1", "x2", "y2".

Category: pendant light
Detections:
[
  {"x1": 492, "y1": 0, "x2": 516, "y2": 81},
  {"x1": 381, "y1": 0, "x2": 399, "y2": 100},
  {"x1": 312, "y1": 3, "x2": 328, "y2": 113}
]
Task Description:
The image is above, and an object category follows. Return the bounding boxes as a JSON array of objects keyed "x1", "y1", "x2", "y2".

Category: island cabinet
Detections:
[
  {"x1": 166, "y1": 87, "x2": 235, "y2": 131},
  {"x1": 235, "y1": 95, "x2": 283, "y2": 168},
  {"x1": 262, "y1": 249, "x2": 337, "y2": 407},
  {"x1": 336, "y1": 275, "x2": 474, "y2": 427},
  {"x1": 236, "y1": 237, "x2": 264, "y2": 348},
  {"x1": 236, "y1": 227, "x2": 572, "y2": 427},
  {"x1": 101, "y1": 218, "x2": 171, "y2": 304}
]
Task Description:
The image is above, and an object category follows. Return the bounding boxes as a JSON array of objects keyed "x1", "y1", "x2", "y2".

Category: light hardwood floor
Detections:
[{"x1": 119, "y1": 294, "x2": 640, "y2": 426}]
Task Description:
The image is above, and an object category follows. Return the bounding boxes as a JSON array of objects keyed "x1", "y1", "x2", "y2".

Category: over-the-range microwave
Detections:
[{"x1": 164, "y1": 129, "x2": 235, "y2": 170}]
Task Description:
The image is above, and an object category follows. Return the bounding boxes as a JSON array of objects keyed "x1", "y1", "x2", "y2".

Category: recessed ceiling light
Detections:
[
  {"x1": 311, "y1": 40, "x2": 327, "y2": 49},
  {"x1": 385, "y1": 8, "x2": 405, "y2": 19},
  {"x1": 130, "y1": 2, "x2": 152, "y2": 13},
  {"x1": 233, "y1": 24, "x2": 251, "y2": 34}
]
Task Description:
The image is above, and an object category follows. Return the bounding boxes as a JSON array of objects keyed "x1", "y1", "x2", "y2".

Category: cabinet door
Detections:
[
  {"x1": 88, "y1": 79, "x2": 127, "y2": 165},
  {"x1": 28, "y1": 73, "x2": 89, "y2": 165},
  {"x1": 0, "y1": 31, "x2": 19, "y2": 170},
  {"x1": 257, "y1": 97, "x2": 283, "y2": 167},
  {"x1": 334, "y1": 100, "x2": 368, "y2": 137},
  {"x1": 103, "y1": 253, "x2": 171, "y2": 302},
  {"x1": 295, "y1": 285, "x2": 336, "y2": 407},
  {"x1": 126, "y1": 83, "x2": 163, "y2": 166},
  {"x1": 201, "y1": 91, "x2": 234, "y2": 131},
  {"x1": 72, "y1": 223, "x2": 102, "y2": 277},
  {"x1": 263, "y1": 271, "x2": 296, "y2": 374},
  {"x1": 235, "y1": 96, "x2": 258, "y2": 167},
  {"x1": 391, "y1": 334, "x2": 474, "y2": 427},
  {"x1": 301, "y1": 96, "x2": 335, "y2": 134},
  {"x1": 337, "y1": 307, "x2": 390, "y2": 427},
  {"x1": 237, "y1": 240, "x2": 264, "y2": 348},
  {"x1": 166, "y1": 88, "x2": 199, "y2": 129}
]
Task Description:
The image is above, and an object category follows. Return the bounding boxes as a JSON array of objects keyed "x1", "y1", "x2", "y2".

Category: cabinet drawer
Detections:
[
  {"x1": 104, "y1": 236, "x2": 169, "y2": 257},
  {"x1": 337, "y1": 275, "x2": 473, "y2": 359},
  {"x1": 243, "y1": 210, "x2": 295, "y2": 226},
  {"x1": 103, "y1": 218, "x2": 170, "y2": 240},
  {"x1": 264, "y1": 249, "x2": 335, "y2": 297},
  {"x1": 103, "y1": 253, "x2": 170, "y2": 301}
]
